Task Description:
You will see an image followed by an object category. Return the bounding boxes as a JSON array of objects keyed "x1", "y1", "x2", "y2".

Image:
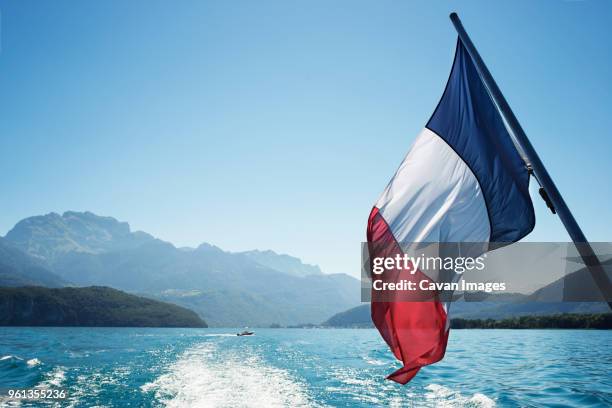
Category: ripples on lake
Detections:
[{"x1": 1, "y1": 328, "x2": 610, "y2": 407}]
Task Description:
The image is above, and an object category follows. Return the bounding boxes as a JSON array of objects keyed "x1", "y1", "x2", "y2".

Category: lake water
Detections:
[{"x1": 0, "y1": 328, "x2": 610, "y2": 407}]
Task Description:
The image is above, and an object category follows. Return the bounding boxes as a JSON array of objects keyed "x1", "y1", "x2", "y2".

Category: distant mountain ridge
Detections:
[
  {"x1": 323, "y1": 291, "x2": 609, "y2": 328},
  {"x1": 0, "y1": 237, "x2": 65, "y2": 287},
  {"x1": 323, "y1": 260, "x2": 611, "y2": 327},
  {"x1": 240, "y1": 249, "x2": 322, "y2": 277},
  {"x1": 3, "y1": 211, "x2": 360, "y2": 327},
  {"x1": 6, "y1": 211, "x2": 154, "y2": 263}
]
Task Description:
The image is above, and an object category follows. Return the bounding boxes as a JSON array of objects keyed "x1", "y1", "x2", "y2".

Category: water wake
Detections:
[
  {"x1": 425, "y1": 384, "x2": 495, "y2": 407},
  {"x1": 142, "y1": 343, "x2": 317, "y2": 408}
]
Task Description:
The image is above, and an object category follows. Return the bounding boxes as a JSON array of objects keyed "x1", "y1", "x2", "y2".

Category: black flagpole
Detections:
[{"x1": 449, "y1": 12, "x2": 612, "y2": 309}]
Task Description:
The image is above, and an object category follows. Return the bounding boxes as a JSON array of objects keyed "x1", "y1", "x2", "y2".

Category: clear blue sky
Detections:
[{"x1": 1, "y1": 1, "x2": 611, "y2": 277}]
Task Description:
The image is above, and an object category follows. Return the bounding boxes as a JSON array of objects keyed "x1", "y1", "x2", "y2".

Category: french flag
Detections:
[{"x1": 367, "y1": 40, "x2": 535, "y2": 384}]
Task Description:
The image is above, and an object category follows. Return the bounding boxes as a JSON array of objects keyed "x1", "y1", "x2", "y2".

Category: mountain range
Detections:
[
  {"x1": 324, "y1": 299, "x2": 609, "y2": 328},
  {"x1": 324, "y1": 272, "x2": 610, "y2": 328},
  {"x1": 4, "y1": 211, "x2": 608, "y2": 328},
  {"x1": 2, "y1": 211, "x2": 360, "y2": 326}
]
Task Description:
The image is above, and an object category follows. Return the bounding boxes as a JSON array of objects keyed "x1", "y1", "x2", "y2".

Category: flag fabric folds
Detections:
[{"x1": 367, "y1": 40, "x2": 535, "y2": 384}]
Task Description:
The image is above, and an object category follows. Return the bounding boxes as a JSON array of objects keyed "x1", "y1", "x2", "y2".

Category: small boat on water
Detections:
[{"x1": 237, "y1": 330, "x2": 254, "y2": 336}]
